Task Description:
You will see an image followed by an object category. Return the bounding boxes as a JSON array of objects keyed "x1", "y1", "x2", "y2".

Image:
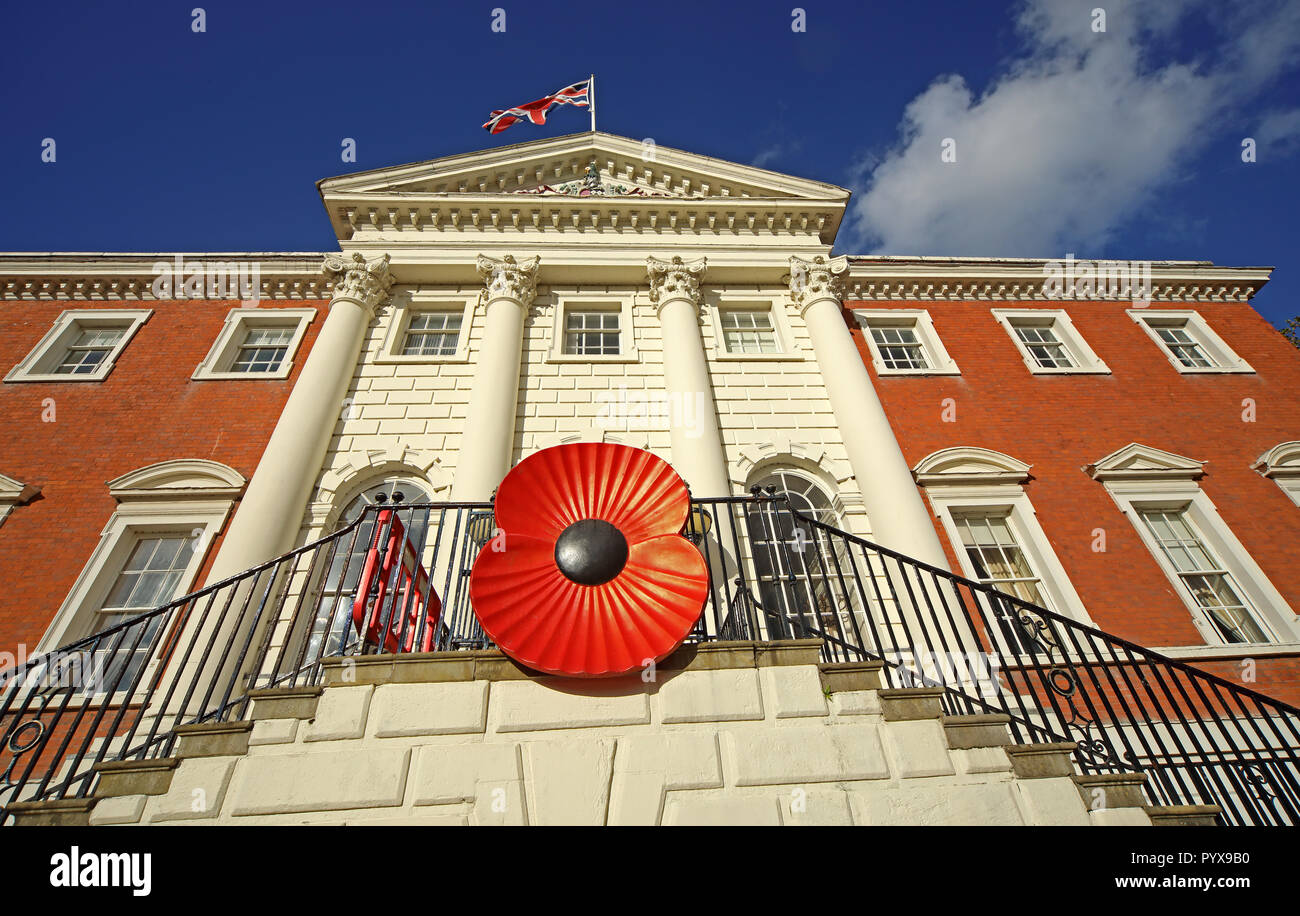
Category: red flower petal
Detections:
[
  {"x1": 469, "y1": 531, "x2": 708, "y2": 678},
  {"x1": 494, "y1": 443, "x2": 690, "y2": 545}
]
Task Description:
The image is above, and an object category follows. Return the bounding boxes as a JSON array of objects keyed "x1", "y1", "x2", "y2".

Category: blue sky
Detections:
[{"x1": 2, "y1": 0, "x2": 1297, "y2": 326}]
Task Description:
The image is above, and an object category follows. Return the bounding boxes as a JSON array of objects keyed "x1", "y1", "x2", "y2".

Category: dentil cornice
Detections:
[
  {"x1": 646, "y1": 255, "x2": 707, "y2": 311},
  {"x1": 476, "y1": 254, "x2": 540, "y2": 307},
  {"x1": 788, "y1": 255, "x2": 849, "y2": 314},
  {"x1": 323, "y1": 251, "x2": 394, "y2": 312}
]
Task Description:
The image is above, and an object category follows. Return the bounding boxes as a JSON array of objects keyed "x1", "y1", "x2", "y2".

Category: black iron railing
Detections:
[{"x1": 3, "y1": 493, "x2": 1298, "y2": 825}]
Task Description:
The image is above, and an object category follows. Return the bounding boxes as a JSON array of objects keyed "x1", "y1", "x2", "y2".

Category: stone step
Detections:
[
  {"x1": 1005, "y1": 742, "x2": 1078, "y2": 778},
  {"x1": 5, "y1": 796, "x2": 96, "y2": 827},
  {"x1": 1145, "y1": 804, "x2": 1223, "y2": 826},
  {"x1": 173, "y1": 720, "x2": 254, "y2": 758},
  {"x1": 941, "y1": 714, "x2": 1012, "y2": 749},
  {"x1": 248, "y1": 685, "x2": 323, "y2": 721},
  {"x1": 1073, "y1": 772, "x2": 1148, "y2": 810},
  {"x1": 93, "y1": 757, "x2": 180, "y2": 797},
  {"x1": 818, "y1": 660, "x2": 885, "y2": 693},
  {"x1": 878, "y1": 686, "x2": 946, "y2": 721}
]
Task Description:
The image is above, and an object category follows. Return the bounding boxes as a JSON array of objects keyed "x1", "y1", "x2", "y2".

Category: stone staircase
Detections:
[{"x1": 7, "y1": 639, "x2": 1220, "y2": 826}]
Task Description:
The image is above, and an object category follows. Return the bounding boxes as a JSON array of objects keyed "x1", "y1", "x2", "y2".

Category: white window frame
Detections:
[
  {"x1": 1253, "y1": 441, "x2": 1300, "y2": 508},
  {"x1": 548, "y1": 293, "x2": 638, "y2": 364},
  {"x1": 913, "y1": 447, "x2": 1094, "y2": 627},
  {"x1": 192, "y1": 307, "x2": 315, "y2": 380},
  {"x1": 377, "y1": 292, "x2": 476, "y2": 364},
  {"x1": 927, "y1": 488, "x2": 1096, "y2": 628},
  {"x1": 5, "y1": 309, "x2": 152, "y2": 383},
  {"x1": 992, "y1": 308, "x2": 1109, "y2": 375},
  {"x1": 1128, "y1": 309, "x2": 1253, "y2": 374},
  {"x1": 853, "y1": 309, "x2": 959, "y2": 376},
  {"x1": 37, "y1": 460, "x2": 244, "y2": 693},
  {"x1": 1098, "y1": 479, "x2": 1296, "y2": 646},
  {"x1": 709, "y1": 294, "x2": 803, "y2": 362}
]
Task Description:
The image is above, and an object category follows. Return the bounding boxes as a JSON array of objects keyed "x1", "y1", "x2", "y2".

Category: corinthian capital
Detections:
[
  {"x1": 477, "y1": 254, "x2": 540, "y2": 307},
  {"x1": 646, "y1": 256, "x2": 707, "y2": 310},
  {"x1": 788, "y1": 255, "x2": 849, "y2": 313},
  {"x1": 323, "y1": 252, "x2": 394, "y2": 312}
]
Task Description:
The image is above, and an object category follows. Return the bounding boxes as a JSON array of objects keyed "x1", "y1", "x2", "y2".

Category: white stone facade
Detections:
[{"x1": 92, "y1": 658, "x2": 1138, "y2": 827}]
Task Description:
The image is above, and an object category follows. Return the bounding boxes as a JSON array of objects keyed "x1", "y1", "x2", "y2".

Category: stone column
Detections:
[
  {"x1": 450, "y1": 254, "x2": 540, "y2": 501},
  {"x1": 647, "y1": 256, "x2": 731, "y2": 498},
  {"x1": 205, "y1": 252, "x2": 393, "y2": 583},
  {"x1": 790, "y1": 255, "x2": 949, "y2": 568}
]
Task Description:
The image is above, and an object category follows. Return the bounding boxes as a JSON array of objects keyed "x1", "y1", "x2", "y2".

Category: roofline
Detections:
[{"x1": 316, "y1": 130, "x2": 851, "y2": 197}]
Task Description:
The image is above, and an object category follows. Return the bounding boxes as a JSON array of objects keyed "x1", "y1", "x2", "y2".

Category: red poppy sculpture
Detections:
[{"x1": 469, "y1": 443, "x2": 709, "y2": 677}]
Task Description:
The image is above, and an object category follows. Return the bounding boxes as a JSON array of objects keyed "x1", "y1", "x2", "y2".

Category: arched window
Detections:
[
  {"x1": 743, "y1": 469, "x2": 853, "y2": 641},
  {"x1": 752, "y1": 469, "x2": 840, "y2": 525},
  {"x1": 304, "y1": 478, "x2": 432, "y2": 662}
]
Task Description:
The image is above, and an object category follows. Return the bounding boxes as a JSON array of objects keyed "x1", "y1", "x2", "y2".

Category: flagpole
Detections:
[{"x1": 589, "y1": 73, "x2": 596, "y2": 132}]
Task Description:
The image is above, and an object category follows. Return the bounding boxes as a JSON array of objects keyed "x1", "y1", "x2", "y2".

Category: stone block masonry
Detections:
[{"x1": 63, "y1": 641, "x2": 1169, "y2": 827}]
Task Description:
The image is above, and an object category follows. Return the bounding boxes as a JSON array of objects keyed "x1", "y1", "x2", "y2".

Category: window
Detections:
[
  {"x1": 36, "y1": 460, "x2": 244, "y2": 687},
  {"x1": 5, "y1": 309, "x2": 151, "y2": 383},
  {"x1": 192, "y1": 307, "x2": 315, "y2": 380},
  {"x1": 93, "y1": 535, "x2": 197, "y2": 687},
  {"x1": 1157, "y1": 325, "x2": 1213, "y2": 368},
  {"x1": 378, "y1": 294, "x2": 475, "y2": 364},
  {"x1": 914, "y1": 446, "x2": 1096, "y2": 629},
  {"x1": 1136, "y1": 508, "x2": 1269, "y2": 644},
  {"x1": 1128, "y1": 310, "x2": 1253, "y2": 374},
  {"x1": 548, "y1": 294, "x2": 637, "y2": 363},
  {"x1": 564, "y1": 311, "x2": 620, "y2": 355},
  {"x1": 55, "y1": 327, "x2": 126, "y2": 375},
  {"x1": 710, "y1": 296, "x2": 800, "y2": 361},
  {"x1": 953, "y1": 511, "x2": 1053, "y2": 654},
  {"x1": 402, "y1": 312, "x2": 462, "y2": 356},
  {"x1": 306, "y1": 480, "x2": 435, "y2": 663},
  {"x1": 870, "y1": 325, "x2": 929, "y2": 370},
  {"x1": 1089, "y1": 442, "x2": 1296, "y2": 648},
  {"x1": 230, "y1": 326, "x2": 295, "y2": 373},
  {"x1": 742, "y1": 470, "x2": 856, "y2": 642},
  {"x1": 853, "y1": 310, "x2": 959, "y2": 375},
  {"x1": 1015, "y1": 325, "x2": 1072, "y2": 368},
  {"x1": 721, "y1": 310, "x2": 779, "y2": 354},
  {"x1": 954, "y1": 513, "x2": 1048, "y2": 607},
  {"x1": 992, "y1": 309, "x2": 1109, "y2": 374}
]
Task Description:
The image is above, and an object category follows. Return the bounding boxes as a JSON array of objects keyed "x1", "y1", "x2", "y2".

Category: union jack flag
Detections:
[{"x1": 482, "y1": 79, "x2": 591, "y2": 134}]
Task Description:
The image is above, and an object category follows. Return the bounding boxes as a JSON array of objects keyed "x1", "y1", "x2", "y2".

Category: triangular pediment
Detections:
[
  {"x1": 1087, "y1": 443, "x2": 1205, "y2": 481},
  {"x1": 0, "y1": 472, "x2": 40, "y2": 504},
  {"x1": 319, "y1": 131, "x2": 849, "y2": 202}
]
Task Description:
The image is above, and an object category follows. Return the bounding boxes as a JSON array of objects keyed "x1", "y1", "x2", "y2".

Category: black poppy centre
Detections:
[{"x1": 554, "y1": 519, "x2": 630, "y2": 586}]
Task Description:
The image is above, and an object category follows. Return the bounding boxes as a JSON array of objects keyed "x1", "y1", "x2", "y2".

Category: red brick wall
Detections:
[
  {"x1": 846, "y1": 298, "x2": 1300, "y2": 704},
  {"x1": 0, "y1": 299, "x2": 326, "y2": 657}
]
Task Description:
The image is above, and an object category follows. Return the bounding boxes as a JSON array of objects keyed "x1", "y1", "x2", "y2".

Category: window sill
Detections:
[
  {"x1": 1150, "y1": 642, "x2": 1300, "y2": 661},
  {"x1": 714, "y1": 352, "x2": 805, "y2": 362},
  {"x1": 374, "y1": 353, "x2": 471, "y2": 366},
  {"x1": 874, "y1": 367, "x2": 961, "y2": 377},
  {"x1": 4, "y1": 371, "x2": 115, "y2": 383},
  {"x1": 1164, "y1": 365, "x2": 1256, "y2": 375},
  {"x1": 1022, "y1": 366, "x2": 1112, "y2": 376},
  {"x1": 546, "y1": 353, "x2": 640, "y2": 365},
  {"x1": 192, "y1": 367, "x2": 294, "y2": 381}
]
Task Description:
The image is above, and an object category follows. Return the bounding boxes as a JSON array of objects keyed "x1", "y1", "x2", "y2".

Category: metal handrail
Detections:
[{"x1": 3, "y1": 493, "x2": 1297, "y2": 825}]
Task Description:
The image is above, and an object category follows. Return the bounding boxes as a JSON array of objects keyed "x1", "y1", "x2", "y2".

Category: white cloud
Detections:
[
  {"x1": 846, "y1": 0, "x2": 1300, "y2": 256},
  {"x1": 1256, "y1": 108, "x2": 1300, "y2": 157}
]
